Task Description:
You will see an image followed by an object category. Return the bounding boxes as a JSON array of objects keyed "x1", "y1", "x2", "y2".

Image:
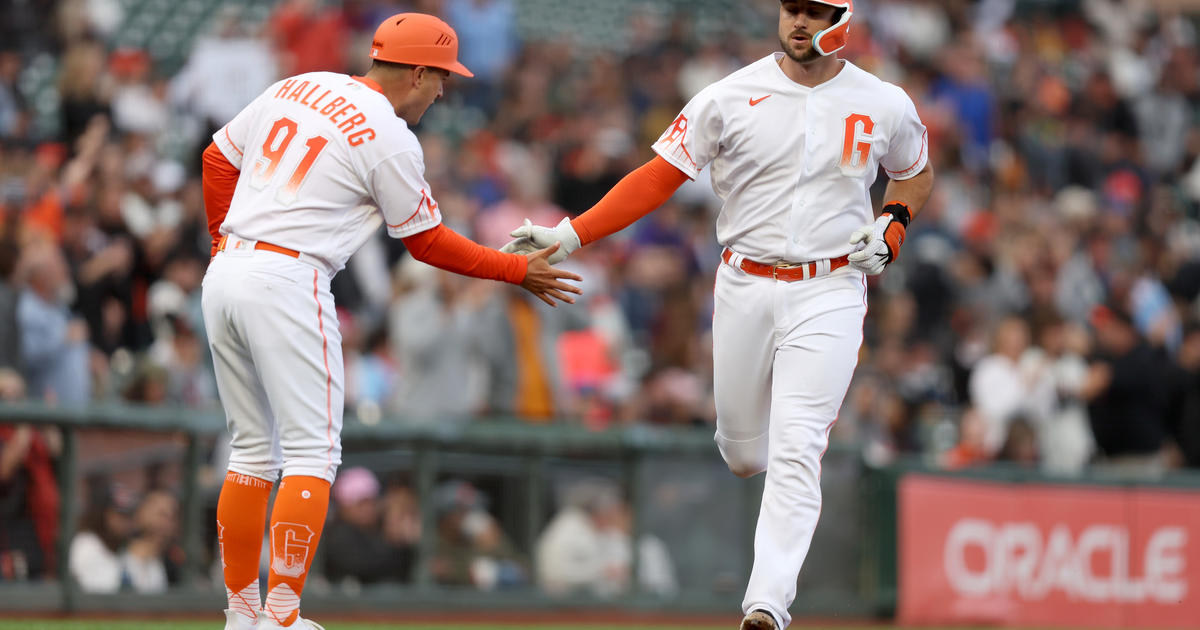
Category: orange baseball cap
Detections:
[{"x1": 369, "y1": 13, "x2": 473, "y2": 78}]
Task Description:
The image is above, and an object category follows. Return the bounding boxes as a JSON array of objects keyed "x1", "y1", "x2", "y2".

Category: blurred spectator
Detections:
[
  {"x1": 108, "y1": 49, "x2": 168, "y2": 138},
  {"x1": 995, "y1": 416, "x2": 1040, "y2": 467},
  {"x1": 69, "y1": 479, "x2": 135, "y2": 593},
  {"x1": 15, "y1": 243, "x2": 90, "y2": 405},
  {"x1": 387, "y1": 256, "x2": 488, "y2": 422},
  {"x1": 474, "y1": 287, "x2": 588, "y2": 421},
  {"x1": 170, "y1": 6, "x2": 278, "y2": 137},
  {"x1": 1168, "y1": 326, "x2": 1200, "y2": 468},
  {"x1": 0, "y1": 51, "x2": 26, "y2": 140},
  {"x1": 0, "y1": 420, "x2": 60, "y2": 580},
  {"x1": 0, "y1": 226, "x2": 20, "y2": 371},
  {"x1": 1085, "y1": 305, "x2": 1172, "y2": 476},
  {"x1": 145, "y1": 255, "x2": 214, "y2": 408},
  {"x1": 56, "y1": 39, "x2": 111, "y2": 151},
  {"x1": 123, "y1": 489, "x2": 180, "y2": 592},
  {"x1": 968, "y1": 316, "x2": 1052, "y2": 455},
  {"x1": 940, "y1": 407, "x2": 991, "y2": 470},
  {"x1": 323, "y1": 467, "x2": 415, "y2": 585},
  {"x1": 431, "y1": 480, "x2": 527, "y2": 590},
  {"x1": 1023, "y1": 318, "x2": 1094, "y2": 475},
  {"x1": 345, "y1": 323, "x2": 399, "y2": 424},
  {"x1": 445, "y1": 0, "x2": 516, "y2": 111},
  {"x1": 269, "y1": 0, "x2": 348, "y2": 78},
  {"x1": 536, "y1": 479, "x2": 676, "y2": 598}
]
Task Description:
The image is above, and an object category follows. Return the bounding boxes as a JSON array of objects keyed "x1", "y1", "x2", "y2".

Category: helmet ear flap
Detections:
[{"x1": 812, "y1": 7, "x2": 853, "y2": 56}]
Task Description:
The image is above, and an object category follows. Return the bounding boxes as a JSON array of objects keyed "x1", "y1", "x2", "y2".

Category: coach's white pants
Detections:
[
  {"x1": 712, "y1": 261, "x2": 866, "y2": 629},
  {"x1": 201, "y1": 247, "x2": 343, "y2": 484}
]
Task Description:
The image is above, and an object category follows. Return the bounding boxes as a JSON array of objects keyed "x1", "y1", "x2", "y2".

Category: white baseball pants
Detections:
[
  {"x1": 201, "y1": 244, "x2": 343, "y2": 484},
  {"x1": 712, "y1": 260, "x2": 867, "y2": 629}
]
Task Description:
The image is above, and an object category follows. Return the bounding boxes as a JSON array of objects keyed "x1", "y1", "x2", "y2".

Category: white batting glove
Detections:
[
  {"x1": 847, "y1": 219, "x2": 890, "y2": 275},
  {"x1": 499, "y1": 231, "x2": 538, "y2": 255},
  {"x1": 507, "y1": 217, "x2": 581, "y2": 265},
  {"x1": 847, "y1": 202, "x2": 911, "y2": 276}
]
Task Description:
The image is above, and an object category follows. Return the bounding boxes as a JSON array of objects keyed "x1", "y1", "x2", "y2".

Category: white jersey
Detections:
[
  {"x1": 652, "y1": 54, "x2": 928, "y2": 263},
  {"x1": 212, "y1": 71, "x2": 442, "y2": 273}
]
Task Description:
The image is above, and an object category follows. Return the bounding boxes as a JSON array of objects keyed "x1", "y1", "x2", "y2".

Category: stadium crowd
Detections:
[{"x1": 0, "y1": 0, "x2": 1199, "y2": 590}]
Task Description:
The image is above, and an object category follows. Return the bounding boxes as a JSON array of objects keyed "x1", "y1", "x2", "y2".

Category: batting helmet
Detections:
[
  {"x1": 809, "y1": 0, "x2": 854, "y2": 56},
  {"x1": 370, "y1": 13, "x2": 474, "y2": 77}
]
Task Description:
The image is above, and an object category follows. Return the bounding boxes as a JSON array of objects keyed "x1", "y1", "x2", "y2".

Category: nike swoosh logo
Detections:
[{"x1": 749, "y1": 95, "x2": 772, "y2": 106}]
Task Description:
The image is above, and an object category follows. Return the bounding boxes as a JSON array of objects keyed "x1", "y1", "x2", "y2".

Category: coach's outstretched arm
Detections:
[
  {"x1": 847, "y1": 162, "x2": 935, "y2": 275},
  {"x1": 502, "y1": 155, "x2": 690, "y2": 263},
  {"x1": 202, "y1": 140, "x2": 580, "y2": 307}
]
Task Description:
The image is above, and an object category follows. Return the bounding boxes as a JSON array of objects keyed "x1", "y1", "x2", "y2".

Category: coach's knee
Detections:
[
  {"x1": 715, "y1": 431, "x2": 768, "y2": 478},
  {"x1": 726, "y1": 457, "x2": 766, "y2": 479},
  {"x1": 226, "y1": 458, "x2": 280, "y2": 483},
  {"x1": 280, "y1": 451, "x2": 341, "y2": 484}
]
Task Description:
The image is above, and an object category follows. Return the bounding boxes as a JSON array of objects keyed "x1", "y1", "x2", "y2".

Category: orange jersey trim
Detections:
[
  {"x1": 884, "y1": 129, "x2": 928, "y2": 177},
  {"x1": 401, "y1": 224, "x2": 527, "y2": 285},
  {"x1": 388, "y1": 190, "x2": 439, "y2": 230},
  {"x1": 351, "y1": 75, "x2": 384, "y2": 94},
  {"x1": 569, "y1": 155, "x2": 689, "y2": 246},
  {"x1": 202, "y1": 141, "x2": 241, "y2": 257},
  {"x1": 223, "y1": 127, "x2": 244, "y2": 157}
]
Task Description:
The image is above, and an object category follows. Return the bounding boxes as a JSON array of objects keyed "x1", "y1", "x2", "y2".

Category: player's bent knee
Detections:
[
  {"x1": 716, "y1": 436, "x2": 768, "y2": 478},
  {"x1": 726, "y1": 457, "x2": 767, "y2": 478}
]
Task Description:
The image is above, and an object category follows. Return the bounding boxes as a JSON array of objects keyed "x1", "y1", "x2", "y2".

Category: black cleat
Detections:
[{"x1": 739, "y1": 609, "x2": 778, "y2": 630}]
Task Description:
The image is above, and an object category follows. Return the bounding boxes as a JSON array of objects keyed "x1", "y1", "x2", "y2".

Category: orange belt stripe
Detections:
[
  {"x1": 721, "y1": 248, "x2": 850, "y2": 282},
  {"x1": 217, "y1": 235, "x2": 302, "y2": 259}
]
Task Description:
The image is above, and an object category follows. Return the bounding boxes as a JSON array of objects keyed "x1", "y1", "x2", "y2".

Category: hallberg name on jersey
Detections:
[{"x1": 272, "y1": 78, "x2": 377, "y2": 146}]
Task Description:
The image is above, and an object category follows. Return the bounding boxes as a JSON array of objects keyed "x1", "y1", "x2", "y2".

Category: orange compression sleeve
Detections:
[
  {"x1": 401, "y1": 224, "x2": 528, "y2": 285},
  {"x1": 202, "y1": 141, "x2": 240, "y2": 257},
  {"x1": 569, "y1": 155, "x2": 690, "y2": 246}
]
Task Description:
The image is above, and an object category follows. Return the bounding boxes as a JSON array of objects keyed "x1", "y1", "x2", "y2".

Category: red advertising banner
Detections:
[{"x1": 898, "y1": 475, "x2": 1200, "y2": 628}]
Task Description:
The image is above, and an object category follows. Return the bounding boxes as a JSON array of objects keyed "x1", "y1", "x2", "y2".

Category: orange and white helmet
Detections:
[
  {"x1": 810, "y1": 0, "x2": 854, "y2": 56},
  {"x1": 370, "y1": 13, "x2": 473, "y2": 77}
]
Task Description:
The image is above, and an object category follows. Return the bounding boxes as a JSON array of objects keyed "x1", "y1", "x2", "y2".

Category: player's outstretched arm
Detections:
[
  {"x1": 401, "y1": 224, "x2": 582, "y2": 306},
  {"x1": 847, "y1": 163, "x2": 935, "y2": 275},
  {"x1": 520, "y1": 243, "x2": 584, "y2": 308},
  {"x1": 501, "y1": 156, "x2": 690, "y2": 262}
]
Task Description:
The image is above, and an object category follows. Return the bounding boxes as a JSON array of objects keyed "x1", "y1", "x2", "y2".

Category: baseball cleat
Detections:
[
  {"x1": 257, "y1": 614, "x2": 325, "y2": 630},
  {"x1": 224, "y1": 609, "x2": 258, "y2": 630},
  {"x1": 740, "y1": 609, "x2": 778, "y2": 630}
]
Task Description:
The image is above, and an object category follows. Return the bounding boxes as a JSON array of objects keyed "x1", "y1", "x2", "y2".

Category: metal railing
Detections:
[{"x1": 0, "y1": 401, "x2": 773, "y2": 616}]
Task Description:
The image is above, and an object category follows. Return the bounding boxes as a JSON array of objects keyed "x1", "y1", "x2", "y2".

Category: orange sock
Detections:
[
  {"x1": 217, "y1": 471, "x2": 273, "y2": 622},
  {"x1": 263, "y1": 475, "x2": 330, "y2": 627}
]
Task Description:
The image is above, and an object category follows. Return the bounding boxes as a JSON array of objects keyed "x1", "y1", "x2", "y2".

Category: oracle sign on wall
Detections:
[{"x1": 897, "y1": 475, "x2": 1200, "y2": 628}]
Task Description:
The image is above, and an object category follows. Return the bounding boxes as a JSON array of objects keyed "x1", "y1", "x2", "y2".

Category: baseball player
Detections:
[
  {"x1": 505, "y1": 2, "x2": 932, "y2": 628},
  {"x1": 200, "y1": 13, "x2": 581, "y2": 630}
]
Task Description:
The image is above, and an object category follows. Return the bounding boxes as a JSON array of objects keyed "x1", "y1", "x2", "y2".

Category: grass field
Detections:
[
  {"x1": 0, "y1": 622, "x2": 1069, "y2": 630},
  {"x1": 0, "y1": 623, "x2": 882, "y2": 630},
  {"x1": 0, "y1": 622, "x2": 948, "y2": 630}
]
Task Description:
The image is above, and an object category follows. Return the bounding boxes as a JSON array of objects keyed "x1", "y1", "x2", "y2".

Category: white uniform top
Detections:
[
  {"x1": 652, "y1": 54, "x2": 929, "y2": 263},
  {"x1": 212, "y1": 71, "x2": 442, "y2": 273}
]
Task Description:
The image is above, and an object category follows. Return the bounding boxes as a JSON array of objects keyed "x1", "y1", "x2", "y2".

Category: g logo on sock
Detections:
[{"x1": 270, "y1": 522, "x2": 315, "y2": 578}]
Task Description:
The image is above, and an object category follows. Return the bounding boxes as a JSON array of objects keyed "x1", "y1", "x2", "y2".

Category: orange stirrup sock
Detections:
[
  {"x1": 263, "y1": 475, "x2": 331, "y2": 627},
  {"x1": 217, "y1": 471, "x2": 273, "y2": 622}
]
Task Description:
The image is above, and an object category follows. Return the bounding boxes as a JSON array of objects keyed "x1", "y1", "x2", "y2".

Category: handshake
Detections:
[
  {"x1": 501, "y1": 217, "x2": 584, "y2": 307},
  {"x1": 500, "y1": 217, "x2": 581, "y2": 264}
]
